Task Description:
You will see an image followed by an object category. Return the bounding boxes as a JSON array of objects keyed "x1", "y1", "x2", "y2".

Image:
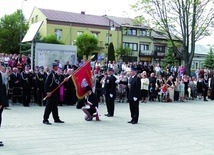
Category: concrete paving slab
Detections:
[{"x1": 0, "y1": 99, "x2": 214, "y2": 154}]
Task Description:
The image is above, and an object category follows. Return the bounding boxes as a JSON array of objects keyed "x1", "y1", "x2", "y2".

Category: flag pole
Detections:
[{"x1": 43, "y1": 55, "x2": 94, "y2": 100}]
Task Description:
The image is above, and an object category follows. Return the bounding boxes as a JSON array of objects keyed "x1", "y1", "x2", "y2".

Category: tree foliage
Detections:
[
  {"x1": 203, "y1": 47, "x2": 214, "y2": 69},
  {"x1": 108, "y1": 42, "x2": 115, "y2": 62},
  {"x1": 163, "y1": 47, "x2": 177, "y2": 69},
  {"x1": 132, "y1": 0, "x2": 214, "y2": 75},
  {"x1": 75, "y1": 33, "x2": 99, "y2": 59},
  {"x1": 41, "y1": 34, "x2": 64, "y2": 44},
  {"x1": 0, "y1": 9, "x2": 29, "y2": 54},
  {"x1": 115, "y1": 45, "x2": 132, "y2": 58}
]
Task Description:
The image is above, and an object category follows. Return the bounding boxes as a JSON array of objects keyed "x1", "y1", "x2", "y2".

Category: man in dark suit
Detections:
[
  {"x1": 63, "y1": 61, "x2": 72, "y2": 71},
  {"x1": 128, "y1": 68, "x2": 141, "y2": 124},
  {"x1": 82, "y1": 86, "x2": 99, "y2": 121},
  {"x1": 0, "y1": 71, "x2": 5, "y2": 146},
  {"x1": 43, "y1": 62, "x2": 67, "y2": 125},
  {"x1": 20, "y1": 65, "x2": 33, "y2": 107},
  {"x1": 9, "y1": 67, "x2": 22, "y2": 103},
  {"x1": 35, "y1": 66, "x2": 47, "y2": 106},
  {"x1": 104, "y1": 68, "x2": 117, "y2": 117}
]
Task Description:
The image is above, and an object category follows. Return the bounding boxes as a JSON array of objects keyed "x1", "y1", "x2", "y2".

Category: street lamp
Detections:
[
  {"x1": 107, "y1": 19, "x2": 115, "y2": 68},
  {"x1": 20, "y1": 0, "x2": 27, "y2": 53}
]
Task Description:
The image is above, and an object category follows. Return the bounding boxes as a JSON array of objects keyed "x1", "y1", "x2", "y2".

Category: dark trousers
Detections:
[
  {"x1": 12, "y1": 87, "x2": 22, "y2": 103},
  {"x1": 65, "y1": 90, "x2": 76, "y2": 105},
  {"x1": 37, "y1": 89, "x2": 45, "y2": 106},
  {"x1": 129, "y1": 100, "x2": 139, "y2": 123},
  {"x1": 174, "y1": 91, "x2": 179, "y2": 101},
  {"x1": 22, "y1": 89, "x2": 31, "y2": 106},
  {"x1": 43, "y1": 96, "x2": 60, "y2": 121},
  {"x1": 105, "y1": 95, "x2": 115, "y2": 116},
  {"x1": 0, "y1": 106, "x2": 3, "y2": 127},
  {"x1": 203, "y1": 88, "x2": 208, "y2": 100}
]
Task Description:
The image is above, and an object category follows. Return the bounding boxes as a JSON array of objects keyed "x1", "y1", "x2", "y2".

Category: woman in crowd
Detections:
[{"x1": 140, "y1": 73, "x2": 149, "y2": 103}]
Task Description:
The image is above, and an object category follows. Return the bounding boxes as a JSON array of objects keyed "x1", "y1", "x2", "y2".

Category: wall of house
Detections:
[{"x1": 28, "y1": 8, "x2": 47, "y2": 37}]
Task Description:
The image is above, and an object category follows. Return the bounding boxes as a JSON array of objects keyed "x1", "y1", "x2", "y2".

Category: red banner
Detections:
[{"x1": 72, "y1": 60, "x2": 92, "y2": 99}]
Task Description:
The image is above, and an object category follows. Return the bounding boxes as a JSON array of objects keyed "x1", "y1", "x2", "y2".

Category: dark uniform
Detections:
[
  {"x1": 0, "y1": 72, "x2": 5, "y2": 146},
  {"x1": 9, "y1": 71, "x2": 22, "y2": 103},
  {"x1": 64, "y1": 74, "x2": 76, "y2": 105},
  {"x1": 43, "y1": 63, "x2": 64, "y2": 125},
  {"x1": 82, "y1": 86, "x2": 99, "y2": 121},
  {"x1": 203, "y1": 75, "x2": 209, "y2": 101},
  {"x1": 104, "y1": 68, "x2": 117, "y2": 117},
  {"x1": 210, "y1": 76, "x2": 214, "y2": 100},
  {"x1": 35, "y1": 67, "x2": 47, "y2": 106},
  {"x1": 20, "y1": 67, "x2": 33, "y2": 106},
  {"x1": 128, "y1": 68, "x2": 141, "y2": 124}
]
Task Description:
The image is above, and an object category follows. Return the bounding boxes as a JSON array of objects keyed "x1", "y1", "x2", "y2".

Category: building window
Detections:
[
  {"x1": 77, "y1": 31, "x2": 83, "y2": 36},
  {"x1": 154, "y1": 45, "x2": 165, "y2": 52},
  {"x1": 55, "y1": 29, "x2": 62, "y2": 40},
  {"x1": 140, "y1": 44, "x2": 149, "y2": 51},
  {"x1": 35, "y1": 15, "x2": 38, "y2": 23},
  {"x1": 92, "y1": 32, "x2": 98, "y2": 38},
  {"x1": 140, "y1": 30, "x2": 150, "y2": 37},
  {"x1": 127, "y1": 29, "x2": 137, "y2": 36},
  {"x1": 123, "y1": 42, "x2": 138, "y2": 51},
  {"x1": 106, "y1": 33, "x2": 112, "y2": 44},
  {"x1": 31, "y1": 17, "x2": 34, "y2": 24}
]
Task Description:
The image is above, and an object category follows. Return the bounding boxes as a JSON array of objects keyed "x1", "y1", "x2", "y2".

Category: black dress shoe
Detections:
[
  {"x1": 104, "y1": 114, "x2": 109, "y2": 116},
  {"x1": 54, "y1": 120, "x2": 64, "y2": 123},
  {"x1": 43, "y1": 120, "x2": 51, "y2": 125},
  {"x1": 0, "y1": 141, "x2": 2, "y2": 143},
  {"x1": 132, "y1": 122, "x2": 138, "y2": 124},
  {"x1": 107, "y1": 115, "x2": 113, "y2": 117},
  {"x1": 127, "y1": 120, "x2": 133, "y2": 123},
  {"x1": 204, "y1": 99, "x2": 208, "y2": 101},
  {"x1": 0, "y1": 143, "x2": 4, "y2": 146}
]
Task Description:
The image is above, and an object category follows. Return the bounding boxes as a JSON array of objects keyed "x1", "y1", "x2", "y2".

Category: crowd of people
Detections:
[
  {"x1": 1, "y1": 53, "x2": 214, "y2": 146},
  {"x1": 0, "y1": 53, "x2": 214, "y2": 108}
]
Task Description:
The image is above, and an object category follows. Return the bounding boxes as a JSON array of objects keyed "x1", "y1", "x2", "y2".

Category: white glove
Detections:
[
  {"x1": 110, "y1": 94, "x2": 113, "y2": 98},
  {"x1": 133, "y1": 97, "x2": 137, "y2": 101}
]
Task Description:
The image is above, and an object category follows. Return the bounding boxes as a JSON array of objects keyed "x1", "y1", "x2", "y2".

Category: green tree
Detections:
[
  {"x1": 41, "y1": 34, "x2": 64, "y2": 44},
  {"x1": 0, "y1": 9, "x2": 29, "y2": 53},
  {"x1": 163, "y1": 48, "x2": 177, "y2": 69},
  {"x1": 108, "y1": 42, "x2": 115, "y2": 62},
  {"x1": 132, "y1": 0, "x2": 214, "y2": 75},
  {"x1": 115, "y1": 45, "x2": 132, "y2": 58},
  {"x1": 203, "y1": 47, "x2": 214, "y2": 69},
  {"x1": 75, "y1": 33, "x2": 98, "y2": 59}
]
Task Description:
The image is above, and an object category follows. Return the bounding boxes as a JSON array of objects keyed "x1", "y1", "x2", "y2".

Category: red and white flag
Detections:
[{"x1": 72, "y1": 60, "x2": 92, "y2": 99}]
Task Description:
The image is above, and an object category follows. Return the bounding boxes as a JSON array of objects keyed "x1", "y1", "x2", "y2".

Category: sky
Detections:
[{"x1": 0, "y1": 0, "x2": 213, "y2": 46}]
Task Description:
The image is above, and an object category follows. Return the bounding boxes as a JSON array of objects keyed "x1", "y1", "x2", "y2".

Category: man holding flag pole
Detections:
[
  {"x1": 43, "y1": 55, "x2": 100, "y2": 123},
  {"x1": 43, "y1": 62, "x2": 68, "y2": 125}
]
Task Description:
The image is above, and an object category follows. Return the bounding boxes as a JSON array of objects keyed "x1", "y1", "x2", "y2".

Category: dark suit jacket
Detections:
[
  {"x1": 128, "y1": 74, "x2": 141, "y2": 101},
  {"x1": 0, "y1": 72, "x2": 7, "y2": 107},
  {"x1": 85, "y1": 92, "x2": 98, "y2": 115},
  {"x1": 9, "y1": 72, "x2": 21, "y2": 88},
  {"x1": 104, "y1": 75, "x2": 117, "y2": 96},
  {"x1": 45, "y1": 70, "x2": 60, "y2": 96},
  {"x1": 63, "y1": 64, "x2": 72, "y2": 70},
  {"x1": 0, "y1": 72, "x2": 3, "y2": 105}
]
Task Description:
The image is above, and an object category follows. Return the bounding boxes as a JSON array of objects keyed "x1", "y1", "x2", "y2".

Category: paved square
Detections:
[{"x1": 1, "y1": 100, "x2": 214, "y2": 155}]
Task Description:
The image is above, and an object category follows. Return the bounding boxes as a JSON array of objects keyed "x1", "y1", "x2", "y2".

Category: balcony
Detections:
[
  {"x1": 153, "y1": 51, "x2": 165, "y2": 57},
  {"x1": 139, "y1": 50, "x2": 153, "y2": 57}
]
